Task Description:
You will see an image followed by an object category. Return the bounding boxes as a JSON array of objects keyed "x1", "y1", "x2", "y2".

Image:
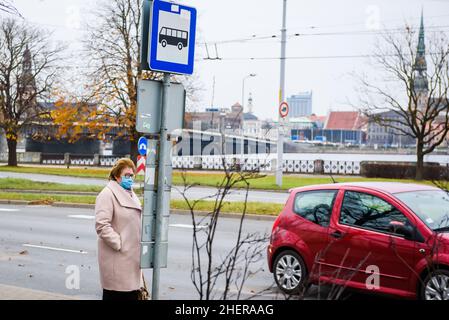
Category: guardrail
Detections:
[{"x1": 40, "y1": 154, "x2": 123, "y2": 167}]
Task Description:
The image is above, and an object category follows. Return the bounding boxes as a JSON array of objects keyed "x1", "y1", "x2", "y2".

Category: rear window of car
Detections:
[{"x1": 293, "y1": 190, "x2": 338, "y2": 227}]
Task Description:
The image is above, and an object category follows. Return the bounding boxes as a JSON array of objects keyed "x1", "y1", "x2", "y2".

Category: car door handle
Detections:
[{"x1": 331, "y1": 230, "x2": 344, "y2": 239}]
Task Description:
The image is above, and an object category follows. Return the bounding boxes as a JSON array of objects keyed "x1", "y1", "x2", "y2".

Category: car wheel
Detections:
[
  {"x1": 421, "y1": 269, "x2": 449, "y2": 300},
  {"x1": 177, "y1": 43, "x2": 183, "y2": 50},
  {"x1": 273, "y1": 250, "x2": 307, "y2": 295},
  {"x1": 161, "y1": 40, "x2": 167, "y2": 47}
]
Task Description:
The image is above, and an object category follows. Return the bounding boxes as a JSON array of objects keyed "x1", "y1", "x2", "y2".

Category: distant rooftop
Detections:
[{"x1": 324, "y1": 111, "x2": 366, "y2": 130}]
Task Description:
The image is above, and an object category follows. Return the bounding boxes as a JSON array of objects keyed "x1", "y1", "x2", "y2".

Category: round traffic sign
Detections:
[
  {"x1": 138, "y1": 137, "x2": 148, "y2": 156},
  {"x1": 279, "y1": 102, "x2": 289, "y2": 118}
]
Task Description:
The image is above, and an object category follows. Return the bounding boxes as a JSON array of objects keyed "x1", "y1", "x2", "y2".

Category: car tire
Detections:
[
  {"x1": 161, "y1": 40, "x2": 167, "y2": 47},
  {"x1": 177, "y1": 43, "x2": 183, "y2": 50},
  {"x1": 420, "y1": 269, "x2": 449, "y2": 300},
  {"x1": 273, "y1": 250, "x2": 307, "y2": 295}
]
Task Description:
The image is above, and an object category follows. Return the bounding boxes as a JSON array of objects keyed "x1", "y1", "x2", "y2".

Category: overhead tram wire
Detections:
[
  {"x1": 205, "y1": 12, "x2": 449, "y2": 45},
  {"x1": 198, "y1": 24, "x2": 449, "y2": 46},
  {"x1": 198, "y1": 52, "x2": 442, "y2": 62},
  {"x1": 197, "y1": 24, "x2": 449, "y2": 62}
]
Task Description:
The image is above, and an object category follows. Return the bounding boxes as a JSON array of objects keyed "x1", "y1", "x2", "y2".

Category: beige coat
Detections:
[{"x1": 95, "y1": 181, "x2": 142, "y2": 291}]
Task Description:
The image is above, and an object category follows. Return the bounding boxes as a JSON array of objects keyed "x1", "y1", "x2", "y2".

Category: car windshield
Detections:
[{"x1": 396, "y1": 190, "x2": 449, "y2": 230}]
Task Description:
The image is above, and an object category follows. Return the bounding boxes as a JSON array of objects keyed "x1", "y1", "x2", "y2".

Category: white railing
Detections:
[
  {"x1": 35, "y1": 153, "x2": 362, "y2": 175},
  {"x1": 171, "y1": 155, "x2": 361, "y2": 175}
]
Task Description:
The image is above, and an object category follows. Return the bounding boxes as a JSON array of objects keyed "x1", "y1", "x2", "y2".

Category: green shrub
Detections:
[{"x1": 361, "y1": 161, "x2": 445, "y2": 180}]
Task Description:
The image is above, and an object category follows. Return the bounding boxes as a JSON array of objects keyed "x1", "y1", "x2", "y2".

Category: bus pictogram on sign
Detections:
[{"x1": 159, "y1": 27, "x2": 189, "y2": 50}]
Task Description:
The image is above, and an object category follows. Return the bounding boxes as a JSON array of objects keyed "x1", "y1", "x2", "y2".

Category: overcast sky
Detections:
[{"x1": 7, "y1": 0, "x2": 449, "y2": 120}]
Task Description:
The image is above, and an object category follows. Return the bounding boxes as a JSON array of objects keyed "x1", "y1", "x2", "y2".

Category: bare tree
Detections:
[
  {"x1": 175, "y1": 123, "x2": 275, "y2": 300},
  {"x1": 0, "y1": 0, "x2": 20, "y2": 16},
  {"x1": 358, "y1": 17, "x2": 449, "y2": 180},
  {"x1": 0, "y1": 18, "x2": 63, "y2": 166},
  {"x1": 177, "y1": 165, "x2": 270, "y2": 300}
]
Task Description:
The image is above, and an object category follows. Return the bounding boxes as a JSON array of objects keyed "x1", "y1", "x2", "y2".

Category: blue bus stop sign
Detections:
[
  {"x1": 138, "y1": 137, "x2": 148, "y2": 156},
  {"x1": 148, "y1": 0, "x2": 197, "y2": 75}
]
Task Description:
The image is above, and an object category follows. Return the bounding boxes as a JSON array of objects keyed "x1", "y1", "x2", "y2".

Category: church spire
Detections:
[
  {"x1": 413, "y1": 9, "x2": 428, "y2": 93},
  {"x1": 23, "y1": 45, "x2": 32, "y2": 74},
  {"x1": 415, "y1": 9, "x2": 426, "y2": 72},
  {"x1": 20, "y1": 45, "x2": 37, "y2": 105}
]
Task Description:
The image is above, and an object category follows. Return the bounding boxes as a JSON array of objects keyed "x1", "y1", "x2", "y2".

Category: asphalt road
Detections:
[
  {"x1": 0, "y1": 204, "x2": 393, "y2": 300},
  {"x1": 0, "y1": 171, "x2": 289, "y2": 204},
  {"x1": 0, "y1": 204, "x2": 281, "y2": 300}
]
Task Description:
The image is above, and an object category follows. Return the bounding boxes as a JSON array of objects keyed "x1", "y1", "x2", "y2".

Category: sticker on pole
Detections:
[
  {"x1": 148, "y1": 0, "x2": 197, "y2": 75},
  {"x1": 279, "y1": 102, "x2": 289, "y2": 118}
]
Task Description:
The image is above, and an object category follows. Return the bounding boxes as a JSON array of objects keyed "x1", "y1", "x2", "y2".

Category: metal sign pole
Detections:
[{"x1": 152, "y1": 73, "x2": 171, "y2": 299}]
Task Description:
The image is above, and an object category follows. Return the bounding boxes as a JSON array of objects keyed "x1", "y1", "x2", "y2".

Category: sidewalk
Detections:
[{"x1": 0, "y1": 284, "x2": 77, "y2": 300}]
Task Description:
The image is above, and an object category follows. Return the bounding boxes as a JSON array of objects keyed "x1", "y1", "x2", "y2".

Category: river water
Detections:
[
  {"x1": 281, "y1": 153, "x2": 449, "y2": 164},
  {"x1": 237, "y1": 152, "x2": 449, "y2": 165}
]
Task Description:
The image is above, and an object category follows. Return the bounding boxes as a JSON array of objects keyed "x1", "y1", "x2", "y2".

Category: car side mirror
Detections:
[{"x1": 389, "y1": 221, "x2": 415, "y2": 240}]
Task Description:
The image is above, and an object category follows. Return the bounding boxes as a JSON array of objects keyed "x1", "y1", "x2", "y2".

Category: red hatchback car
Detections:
[{"x1": 268, "y1": 182, "x2": 449, "y2": 300}]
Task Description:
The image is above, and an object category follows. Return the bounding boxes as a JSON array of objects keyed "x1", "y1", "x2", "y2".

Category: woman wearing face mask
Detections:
[{"x1": 95, "y1": 158, "x2": 143, "y2": 300}]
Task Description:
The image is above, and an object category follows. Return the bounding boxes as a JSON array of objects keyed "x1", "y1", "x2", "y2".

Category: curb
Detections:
[
  {"x1": 0, "y1": 199, "x2": 95, "y2": 209},
  {"x1": 170, "y1": 209, "x2": 277, "y2": 221},
  {"x1": 0, "y1": 284, "x2": 78, "y2": 300},
  {"x1": 172, "y1": 184, "x2": 289, "y2": 194},
  {"x1": 0, "y1": 200, "x2": 278, "y2": 221},
  {"x1": 0, "y1": 189, "x2": 98, "y2": 196}
]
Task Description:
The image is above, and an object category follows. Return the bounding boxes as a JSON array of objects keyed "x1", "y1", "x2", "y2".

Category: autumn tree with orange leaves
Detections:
[{"x1": 51, "y1": 0, "x2": 161, "y2": 162}]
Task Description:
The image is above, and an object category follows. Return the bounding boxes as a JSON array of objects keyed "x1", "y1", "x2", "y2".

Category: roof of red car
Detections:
[{"x1": 290, "y1": 182, "x2": 439, "y2": 195}]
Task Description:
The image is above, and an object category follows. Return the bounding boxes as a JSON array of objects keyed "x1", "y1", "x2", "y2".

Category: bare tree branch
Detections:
[
  {"x1": 0, "y1": 18, "x2": 64, "y2": 165},
  {"x1": 357, "y1": 25, "x2": 449, "y2": 180}
]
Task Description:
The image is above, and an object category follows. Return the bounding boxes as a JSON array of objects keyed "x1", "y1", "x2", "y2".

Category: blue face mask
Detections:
[{"x1": 120, "y1": 176, "x2": 134, "y2": 190}]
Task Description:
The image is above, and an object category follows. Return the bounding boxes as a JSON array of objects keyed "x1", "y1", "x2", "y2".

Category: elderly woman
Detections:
[{"x1": 95, "y1": 158, "x2": 143, "y2": 300}]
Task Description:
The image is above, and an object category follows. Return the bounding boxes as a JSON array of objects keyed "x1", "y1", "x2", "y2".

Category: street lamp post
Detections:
[
  {"x1": 276, "y1": 0, "x2": 287, "y2": 187},
  {"x1": 241, "y1": 74, "x2": 256, "y2": 165}
]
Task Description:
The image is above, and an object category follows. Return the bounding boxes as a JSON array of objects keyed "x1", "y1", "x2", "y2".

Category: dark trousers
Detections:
[{"x1": 102, "y1": 288, "x2": 140, "y2": 301}]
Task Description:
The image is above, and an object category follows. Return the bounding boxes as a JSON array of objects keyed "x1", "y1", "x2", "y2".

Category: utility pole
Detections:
[
  {"x1": 276, "y1": 0, "x2": 287, "y2": 187},
  {"x1": 152, "y1": 73, "x2": 171, "y2": 299}
]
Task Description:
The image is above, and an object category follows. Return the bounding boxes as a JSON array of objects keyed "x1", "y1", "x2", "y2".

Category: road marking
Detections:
[
  {"x1": 170, "y1": 224, "x2": 208, "y2": 229},
  {"x1": 68, "y1": 215, "x2": 95, "y2": 220},
  {"x1": 23, "y1": 244, "x2": 88, "y2": 255},
  {"x1": 0, "y1": 208, "x2": 20, "y2": 212}
]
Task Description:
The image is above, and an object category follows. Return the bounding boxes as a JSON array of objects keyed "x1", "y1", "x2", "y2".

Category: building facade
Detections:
[
  {"x1": 184, "y1": 103, "x2": 243, "y2": 133},
  {"x1": 367, "y1": 111, "x2": 416, "y2": 147},
  {"x1": 287, "y1": 91, "x2": 313, "y2": 117}
]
